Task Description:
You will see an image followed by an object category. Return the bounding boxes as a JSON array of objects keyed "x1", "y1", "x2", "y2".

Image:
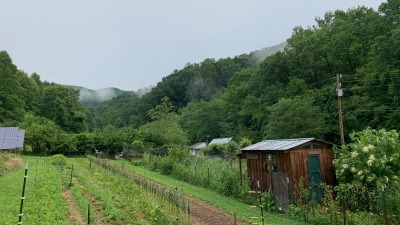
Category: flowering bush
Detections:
[{"x1": 334, "y1": 128, "x2": 400, "y2": 188}]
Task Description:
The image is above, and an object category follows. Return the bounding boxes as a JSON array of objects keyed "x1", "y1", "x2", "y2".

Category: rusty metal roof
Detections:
[{"x1": 241, "y1": 138, "x2": 316, "y2": 151}]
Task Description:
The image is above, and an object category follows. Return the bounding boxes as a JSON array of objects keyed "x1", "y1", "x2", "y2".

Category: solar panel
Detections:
[{"x1": 0, "y1": 127, "x2": 25, "y2": 150}]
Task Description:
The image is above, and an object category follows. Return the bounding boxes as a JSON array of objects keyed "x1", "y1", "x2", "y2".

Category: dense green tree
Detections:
[
  {"x1": 40, "y1": 85, "x2": 87, "y2": 133},
  {"x1": 93, "y1": 125, "x2": 136, "y2": 156},
  {"x1": 0, "y1": 51, "x2": 25, "y2": 125},
  {"x1": 20, "y1": 113, "x2": 61, "y2": 154},
  {"x1": 179, "y1": 98, "x2": 225, "y2": 143},
  {"x1": 264, "y1": 97, "x2": 327, "y2": 139}
]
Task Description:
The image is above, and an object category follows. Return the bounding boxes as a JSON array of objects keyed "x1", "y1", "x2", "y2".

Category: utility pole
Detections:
[{"x1": 336, "y1": 74, "x2": 345, "y2": 146}]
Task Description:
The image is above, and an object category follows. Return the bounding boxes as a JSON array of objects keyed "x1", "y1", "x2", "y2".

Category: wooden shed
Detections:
[{"x1": 240, "y1": 138, "x2": 335, "y2": 209}]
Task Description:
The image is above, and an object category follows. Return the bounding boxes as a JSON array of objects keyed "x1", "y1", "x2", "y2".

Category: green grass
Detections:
[
  {"x1": 113, "y1": 159, "x2": 305, "y2": 225},
  {"x1": 0, "y1": 156, "x2": 192, "y2": 225},
  {"x1": 70, "y1": 157, "x2": 191, "y2": 224},
  {"x1": 0, "y1": 157, "x2": 72, "y2": 225}
]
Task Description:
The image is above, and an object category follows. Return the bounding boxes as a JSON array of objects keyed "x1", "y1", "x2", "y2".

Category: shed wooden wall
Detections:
[
  {"x1": 246, "y1": 151, "x2": 268, "y2": 190},
  {"x1": 245, "y1": 141, "x2": 335, "y2": 192}
]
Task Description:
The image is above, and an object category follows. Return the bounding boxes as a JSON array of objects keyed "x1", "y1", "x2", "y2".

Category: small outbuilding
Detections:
[
  {"x1": 239, "y1": 138, "x2": 335, "y2": 211},
  {"x1": 189, "y1": 142, "x2": 207, "y2": 156}
]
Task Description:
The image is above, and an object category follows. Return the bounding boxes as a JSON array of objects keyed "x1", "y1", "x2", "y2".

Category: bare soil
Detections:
[
  {"x1": 62, "y1": 189, "x2": 86, "y2": 225},
  {"x1": 186, "y1": 196, "x2": 248, "y2": 225}
]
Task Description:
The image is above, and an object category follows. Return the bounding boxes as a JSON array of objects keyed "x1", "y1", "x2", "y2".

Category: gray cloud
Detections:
[{"x1": 0, "y1": 0, "x2": 382, "y2": 91}]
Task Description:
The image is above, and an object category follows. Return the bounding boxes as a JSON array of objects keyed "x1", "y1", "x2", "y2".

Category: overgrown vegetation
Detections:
[
  {"x1": 287, "y1": 128, "x2": 400, "y2": 225},
  {"x1": 0, "y1": 152, "x2": 23, "y2": 176}
]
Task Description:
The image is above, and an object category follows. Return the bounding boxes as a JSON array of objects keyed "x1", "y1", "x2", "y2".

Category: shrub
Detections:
[
  {"x1": 158, "y1": 156, "x2": 175, "y2": 175},
  {"x1": 348, "y1": 212, "x2": 381, "y2": 225},
  {"x1": 48, "y1": 154, "x2": 67, "y2": 167}
]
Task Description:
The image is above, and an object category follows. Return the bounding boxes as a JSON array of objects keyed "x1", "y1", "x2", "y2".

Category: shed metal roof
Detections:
[
  {"x1": 190, "y1": 142, "x2": 207, "y2": 150},
  {"x1": 242, "y1": 138, "x2": 317, "y2": 151},
  {"x1": 209, "y1": 137, "x2": 232, "y2": 145}
]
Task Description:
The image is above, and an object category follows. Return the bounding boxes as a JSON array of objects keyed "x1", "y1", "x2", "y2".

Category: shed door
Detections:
[{"x1": 308, "y1": 155, "x2": 322, "y2": 202}]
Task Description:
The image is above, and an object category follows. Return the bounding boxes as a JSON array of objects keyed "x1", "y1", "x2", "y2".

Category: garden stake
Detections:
[
  {"x1": 69, "y1": 164, "x2": 74, "y2": 187},
  {"x1": 207, "y1": 164, "x2": 210, "y2": 186},
  {"x1": 87, "y1": 203, "x2": 90, "y2": 224},
  {"x1": 89, "y1": 160, "x2": 92, "y2": 169},
  {"x1": 18, "y1": 163, "x2": 28, "y2": 225},
  {"x1": 257, "y1": 181, "x2": 265, "y2": 225},
  {"x1": 34, "y1": 159, "x2": 38, "y2": 186}
]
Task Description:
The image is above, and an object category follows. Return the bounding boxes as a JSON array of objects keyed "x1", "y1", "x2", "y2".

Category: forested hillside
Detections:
[
  {"x1": 68, "y1": 85, "x2": 126, "y2": 108},
  {"x1": 1, "y1": 0, "x2": 399, "y2": 154}
]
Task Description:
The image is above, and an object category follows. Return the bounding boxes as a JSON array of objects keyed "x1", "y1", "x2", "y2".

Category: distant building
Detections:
[
  {"x1": 209, "y1": 137, "x2": 232, "y2": 145},
  {"x1": 0, "y1": 127, "x2": 25, "y2": 150},
  {"x1": 189, "y1": 142, "x2": 207, "y2": 156}
]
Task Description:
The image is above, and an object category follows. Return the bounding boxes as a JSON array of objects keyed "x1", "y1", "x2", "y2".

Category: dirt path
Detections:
[
  {"x1": 185, "y1": 196, "x2": 248, "y2": 225},
  {"x1": 62, "y1": 189, "x2": 86, "y2": 225}
]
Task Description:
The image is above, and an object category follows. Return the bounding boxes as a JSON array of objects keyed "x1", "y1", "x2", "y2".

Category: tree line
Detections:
[{"x1": 1, "y1": 0, "x2": 399, "y2": 155}]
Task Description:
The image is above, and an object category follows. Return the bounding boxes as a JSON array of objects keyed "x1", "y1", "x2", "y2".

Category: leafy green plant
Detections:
[{"x1": 48, "y1": 154, "x2": 67, "y2": 167}]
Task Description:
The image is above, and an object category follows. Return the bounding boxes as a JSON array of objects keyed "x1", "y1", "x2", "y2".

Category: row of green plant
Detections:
[
  {"x1": 53, "y1": 154, "x2": 192, "y2": 224},
  {"x1": 133, "y1": 153, "x2": 253, "y2": 204},
  {"x1": 89, "y1": 155, "x2": 192, "y2": 219},
  {"x1": 110, "y1": 157, "x2": 306, "y2": 225},
  {"x1": 0, "y1": 156, "x2": 73, "y2": 224}
]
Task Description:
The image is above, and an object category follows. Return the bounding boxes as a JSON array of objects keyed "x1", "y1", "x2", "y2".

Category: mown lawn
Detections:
[{"x1": 112, "y1": 159, "x2": 305, "y2": 225}]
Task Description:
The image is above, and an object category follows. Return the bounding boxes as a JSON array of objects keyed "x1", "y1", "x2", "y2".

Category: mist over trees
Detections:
[{"x1": 1, "y1": 0, "x2": 400, "y2": 155}]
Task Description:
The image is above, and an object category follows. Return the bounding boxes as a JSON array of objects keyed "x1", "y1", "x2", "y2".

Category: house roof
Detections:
[
  {"x1": 0, "y1": 127, "x2": 25, "y2": 150},
  {"x1": 209, "y1": 137, "x2": 232, "y2": 145},
  {"x1": 241, "y1": 138, "x2": 329, "y2": 151},
  {"x1": 190, "y1": 142, "x2": 207, "y2": 150}
]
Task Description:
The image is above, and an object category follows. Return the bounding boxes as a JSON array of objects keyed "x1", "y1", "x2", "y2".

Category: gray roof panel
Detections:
[
  {"x1": 242, "y1": 138, "x2": 315, "y2": 151},
  {"x1": 190, "y1": 142, "x2": 207, "y2": 150},
  {"x1": 209, "y1": 137, "x2": 232, "y2": 145}
]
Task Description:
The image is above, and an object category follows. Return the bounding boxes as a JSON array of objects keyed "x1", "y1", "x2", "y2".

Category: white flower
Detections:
[
  {"x1": 367, "y1": 159, "x2": 373, "y2": 167},
  {"x1": 351, "y1": 151, "x2": 359, "y2": 158},
  {"x1": 362, "y1": 146, "x2": 369, "y2": 153},
  {"x1": 384, "y1": 176, "x2": 389, "y2": 183},
  {"x1": 369, "y1": 154, "x2": 375, "y2": 161},
  {"x1": 393, "y1": 175, "x2": 398, "y2": 180},
  {"x1": 342, "y1": 164, "x2": 349, "y2": 169},
  {"x1": 351, "y1": 167, "x2": 357, "y2": 173},
  {"x1": 357, "y1": 170, "x2": 363, "y2": 176}
]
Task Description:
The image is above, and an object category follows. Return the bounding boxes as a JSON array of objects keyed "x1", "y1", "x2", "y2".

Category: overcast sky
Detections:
[{"x1": 0, "y1": 0, "x2": 383, "y2": 91}]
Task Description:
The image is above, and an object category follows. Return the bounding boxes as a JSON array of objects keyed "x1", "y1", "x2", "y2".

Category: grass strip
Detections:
[
  {"x1": 72, "y1": 157, "x2": 191, "y2": 224},
  {"x1": 112, "y1": 159, "x2": 305, "y2": 225}
]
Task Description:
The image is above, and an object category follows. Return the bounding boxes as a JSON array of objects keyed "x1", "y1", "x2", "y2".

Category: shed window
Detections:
[
  {"x1": 303, "y1": 143, "x2": 323, "y2": 150},
  {"x1": 248, "y1": 153, "x2": 258, "y2": 160},
  {"x1": 266, "y1": 153, "x2": 277, "y2": 172},
  {"x1": 313, "y1": 144, "x2": 323, "y2": 149}
]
